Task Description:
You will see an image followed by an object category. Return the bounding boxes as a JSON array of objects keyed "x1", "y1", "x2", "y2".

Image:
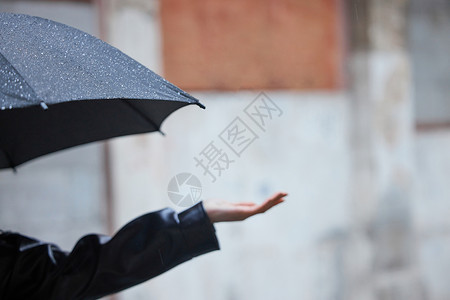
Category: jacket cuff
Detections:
[{"x1": 178, "y1": 201, "x2": 220, "y2": 258}]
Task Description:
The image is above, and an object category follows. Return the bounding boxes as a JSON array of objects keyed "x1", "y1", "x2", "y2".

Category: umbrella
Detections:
[{"x1": 0, "y1": 13, "x2": 204, "y2": 170}]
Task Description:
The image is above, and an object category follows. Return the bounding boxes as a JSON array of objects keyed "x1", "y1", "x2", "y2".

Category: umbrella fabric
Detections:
[{"x1": 0, "y1": 13, "x2": 204, "y2": 169}]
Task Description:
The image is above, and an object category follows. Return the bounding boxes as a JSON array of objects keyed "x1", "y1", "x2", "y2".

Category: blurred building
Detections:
[{"x1": 1, "y1": 0, "x2": 450, "y2": 300}]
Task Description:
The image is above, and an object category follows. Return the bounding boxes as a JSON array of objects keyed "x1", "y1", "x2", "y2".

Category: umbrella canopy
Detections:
[{"x1": 0, "y1": 13, "x2": 204, "y2": 170}]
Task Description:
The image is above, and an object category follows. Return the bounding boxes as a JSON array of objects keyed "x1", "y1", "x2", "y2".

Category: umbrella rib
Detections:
[
  {"x1": 164, "y1": 83, "x2": 205, "y2": 108},
  {"x1": 0, "y1": 52, "x2": 43, "y2": 105},
  {"x1": 1, "y1": 147, "x2": 17, "y2": 172},
  {"x1": 121, "y1": 100, "x2": 165, "y2": 136}
]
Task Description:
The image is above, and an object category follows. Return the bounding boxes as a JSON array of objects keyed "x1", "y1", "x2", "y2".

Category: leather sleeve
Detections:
[{"x1": 0, "y1": 202, "x2": 220, "y2": 300}]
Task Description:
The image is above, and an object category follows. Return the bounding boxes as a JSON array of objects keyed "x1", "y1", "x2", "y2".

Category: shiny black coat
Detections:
[{"x1": 0, "y1": 202, "x2": 219, "y2": 299}]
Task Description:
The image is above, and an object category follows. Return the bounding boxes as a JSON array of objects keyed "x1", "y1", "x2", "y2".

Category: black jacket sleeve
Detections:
[{"x1": 0, "y1": 202, "x2": 220, "y2": 300}]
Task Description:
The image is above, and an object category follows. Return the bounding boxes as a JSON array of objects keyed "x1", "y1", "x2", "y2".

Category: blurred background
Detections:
[{"x1": 1, "y1": 0, "x2": 450, "y2": 299}]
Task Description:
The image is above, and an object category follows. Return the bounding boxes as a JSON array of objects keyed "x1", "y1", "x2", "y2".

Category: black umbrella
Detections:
[{"x1": 0, "y1": 13, "x2": 204, "y2": 170}]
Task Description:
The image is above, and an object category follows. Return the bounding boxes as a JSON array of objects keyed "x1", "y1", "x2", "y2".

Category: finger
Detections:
[
  {"x1": 254, "y1": 198, "x2": 285, "y2": 214},
  {"x1": 269, "y1": 192, "x2": 288, "y2": 201},
  {"x1": 262, "y1": 194, "x2": 287, "y2": 208},
  {"x1": 237, "y1": 192, "x2": 288, "y2": 218},
  {"x1": 266, "y1": 198, "x2": 285, "y2": 209},
  {"x1": 264, "y1": 195, "x2": 285, "y2": 207},
  {"x1": 238, "y1": 192, "x2": 287, "y2": 208}
]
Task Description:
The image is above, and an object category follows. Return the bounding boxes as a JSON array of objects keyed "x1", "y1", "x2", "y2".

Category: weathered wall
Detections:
[
  {"x1": 414, "y1": 131, "x2": 450, "y2": 300},
  {"x1": 410, "y1": 0, "x2": 450, "y2": 125},
  {"x1": 160, "y1": 0, "x2": 343, "y2": 90},
  {"x1": 104, "y1": 1, "x2": 449, "y2": 300},
  {"x1": 409, "y1": 2, "x2": 450, "y2": 299},
  {"x1": 346, "y1": 0, "x2": 421, "y2": 299},
  {"x1": 104, "y1": 1, "x2": 352, "y2": 300},
  {"x1": 108, "y1": 91, "x2": 352, "y2": 300}
]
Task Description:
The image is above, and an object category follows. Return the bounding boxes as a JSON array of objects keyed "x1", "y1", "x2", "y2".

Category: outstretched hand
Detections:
[{"x1": 203, "y1": 192, "x2": 287, "y2": 223}]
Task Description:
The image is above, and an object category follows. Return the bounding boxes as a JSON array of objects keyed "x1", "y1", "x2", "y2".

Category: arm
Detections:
[
  {"x1": 0, "y1": 202, "x2": 218, "y2": 300},
  {"x1": 0, "y1": 192, "x2": 286, "y2": 299}
]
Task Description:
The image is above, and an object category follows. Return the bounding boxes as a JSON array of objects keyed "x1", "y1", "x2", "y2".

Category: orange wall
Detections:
[{"x1": 161, "y1": 0, "x2": 343, "y2": 90}]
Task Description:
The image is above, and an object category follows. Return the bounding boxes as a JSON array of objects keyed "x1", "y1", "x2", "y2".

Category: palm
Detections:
[{"x1": 203, "y1": 192, "x2": 287, "y2": 223}]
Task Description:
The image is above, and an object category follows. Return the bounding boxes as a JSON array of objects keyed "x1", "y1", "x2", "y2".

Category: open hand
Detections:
[{"x1": 203, "y1": 192, "x2": 287, "y2": 223}]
